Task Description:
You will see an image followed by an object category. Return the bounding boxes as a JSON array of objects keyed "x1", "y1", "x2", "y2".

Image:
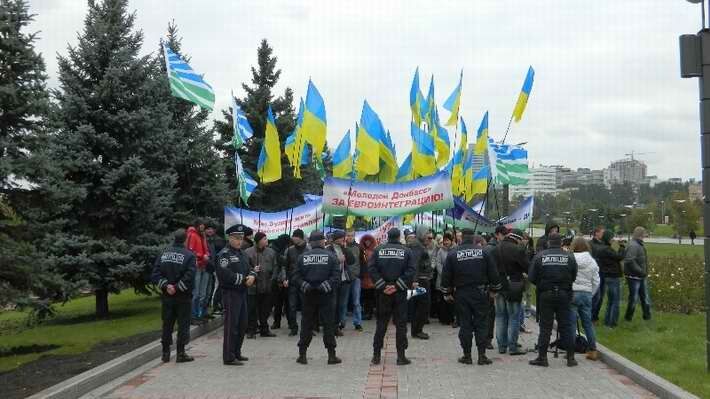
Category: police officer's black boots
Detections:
[
  {"x1": 396, "y1": 349, "x2": 411, "y2": 365},
  {"x1": 371, "y1": 350, "x2": 381, "y2": 365},
  {"x1": 566, "y1": 351, "x2": 578, "y2": 367},
  {"x1": 297, "y1": 347, "x2": 308, "y2": 364},
  {"x1": 529, "y1": 356, "x2": 549, "y2": 367},
  {"x1": 327, "y1": 348, "x2": 342, "y2": 365},
  {"x1": 458, "y1": 352, "x2": 473, "y2": 365},
  {"x1": 161, "y1": 346, "x2": 170, "y2": 363},
  {"x1": 175, "y1": 352, "x2": 194, "y2": 363},
  {"x1": 477, "y1": 348, "x2": 492, "y2": 365}
]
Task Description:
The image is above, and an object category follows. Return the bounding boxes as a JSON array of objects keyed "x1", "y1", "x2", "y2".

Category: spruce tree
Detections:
[
  {"x1": 0, "y1": 0, "x2": 73, "y2": 317},
  {"x1": 46, "y1": 0, "x2": 176, "y2": 317},
  {"x1": 216, "y1": 39, "x2": 327, "y2": 211},
  {"x1": 157, "y1": 21, "x2": 228, "y2": 224},
  {"x1": 0, "y1": 0, "x2": 49, "y2": 185}
]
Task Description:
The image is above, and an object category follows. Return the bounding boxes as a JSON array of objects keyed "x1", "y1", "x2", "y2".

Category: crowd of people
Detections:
[{"x1": 151, "y1": 218, "x2": 652, "y2": 368}]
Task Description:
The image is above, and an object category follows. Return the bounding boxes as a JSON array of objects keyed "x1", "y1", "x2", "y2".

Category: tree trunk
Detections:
[{"x1": 95, "y1": 289, "x2": 109, "y2": 318}]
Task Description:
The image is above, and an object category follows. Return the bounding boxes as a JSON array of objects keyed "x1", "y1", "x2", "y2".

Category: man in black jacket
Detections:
[
  {"x1": 369, "y1": 228, "x2": 417, "y2": 366},
  {"x1": 441, "y1": 229, "x2": 502, "y2": 365},
  {"x1": 591, "y1": 229, "x2": 626, "y2": 326},
  {"x1": 493, "y1": 230, "x2": 529, "y2": 356},
  {"x1": 216, "y1": 224, "x2": 256, "y2": 366},
  {"x1": 292, "y1": 230, "x2": 342, "y2": 365},
  {"x1": 152, "y1": 229, "x2": 197, "y2": 363},
  {"x1": 284, "y1": 229, "x2": 309, "y2": 336},
  {"x1": 327, "y1": 230, "x2": 356, "y2": 337},
  {"x1": 529, "y1": 233, "x2": 579, "y2": 367},
  {"x1": 483, "y1": 225, "x2": 508, "y2": 349},
  {"x1": 536, "y1": 223, "x2": 560, "y2": 253},
  {"x1": 407, "y1": 226, "x2": 433, "y2": 340}
]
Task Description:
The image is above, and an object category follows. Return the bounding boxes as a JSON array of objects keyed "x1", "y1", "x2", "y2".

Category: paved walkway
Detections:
[{"x1": 82, "y1": 316, "x2": 656, "y2": 399}]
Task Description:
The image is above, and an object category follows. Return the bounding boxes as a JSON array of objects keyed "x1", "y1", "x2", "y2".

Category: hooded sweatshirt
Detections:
[{"x1": 572, "y1": 251, "x2": 600, "y2": 294}]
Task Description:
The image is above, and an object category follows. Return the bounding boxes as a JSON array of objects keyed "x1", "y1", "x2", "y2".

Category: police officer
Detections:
[
  {"x1": 441, "y1": 229, "x2": 502, "y2": 365},
  {"x1": 368, "y1": 228, "x2": 416, "y2": 366},
  {"x1": 291, "y1": 230, "x2": 341, "y2": 365},
  {"x1": 151, "y1": 229, "x2": 197, "y2": 363},
  {"x1": 529, "y1": 233, "x2": 579, "y2": 367},
  {"x1": 216, "y1": 224, "x2": 257, "y2": 366}
]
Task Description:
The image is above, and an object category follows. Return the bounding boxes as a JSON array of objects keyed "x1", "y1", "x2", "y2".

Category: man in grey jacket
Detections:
[
  {"x1": 624, "y1": 227, "x2": 651, "y2": 321},
  {"x1": 244, "y1": 232, "x2": 279, "y2": 338}
]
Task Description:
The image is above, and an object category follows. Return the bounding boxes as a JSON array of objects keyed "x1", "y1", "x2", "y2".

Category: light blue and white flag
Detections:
[
  {"x1": 231, "y1": 94, "x2": 254, "y2": 148},
  {"x1": 163, "y1": 45, "x2": 215, "y2": 110},
  {"x1": 487, "y1": 140, "x2": 529, "y2": 185},
  {"x1": 235, "y1": 153, "x2": 257, "y2": 204}
]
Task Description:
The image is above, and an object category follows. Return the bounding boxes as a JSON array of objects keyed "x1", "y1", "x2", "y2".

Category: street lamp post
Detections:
[{"x1": 679, "y1": 0, "x2": 710, "y2": 371}]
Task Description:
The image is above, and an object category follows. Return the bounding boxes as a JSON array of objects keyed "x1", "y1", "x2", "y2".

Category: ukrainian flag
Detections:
[
  {"x1": 301, "y1": 80, "x2": 327, "y2": 154},
  {"x1": 512, "y1": 66, "x2": 535, "y2": 123},
  {"x1": 431, "y1": 117, "x2": 450, "y2": 168},
  {"x1": 423, "y1": 76, "x2": 435, "y2": 126},
  {"x1": 356, "y1": 101, "x2": 383, "y2": 178},
  {"x1": 257, "y1": 106, "x2": 282, "y2": 183},
  {"x1": 443, "y1": 70, "x2": 462, "y2": 127},
  {"x1": 410, "y1": 67, "x2": 425, "y2": 126},
  {"x1": 452, "y1": 118, "x2": 469, "y2": 195},
  {"x1": 474, "y1": 111, "x2": 489, "y2": 155},
  {"x1": 284, "y1": 131, "x2": 297, "y2": 166},
  {"x1": 396, "y1": 152, "x2": 414, "y2": 182},
  {"x1": 378, "y1": 130, "x2": 398, "y2": 183},
  {"x1": 291, "y1": 99, "x2": 306, "y2": 178},
  {"x1": 411, "y1": 122, "x2": 437, "y2": 177},
  {"x1": 471, "y1": 165, "x2": 489, "y2": 196},
  {"x1": 332, "y1": 130, "x2": 353, "y2": 178}
]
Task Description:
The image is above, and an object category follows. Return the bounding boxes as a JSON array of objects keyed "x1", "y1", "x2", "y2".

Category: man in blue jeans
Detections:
[
  {"x1": 592, "y1": 230, "x2": 626, "y2": 326},
  {"x1": 327, "y1": 230, "x2": 355, "y2": 336},
  {"x1": 493, "y1": 230, "x2": 529, "y2": 355},
  {"x1": 345, "y1": 231, "x2": 363, "y2": 331},
  {"x1": 624, "y1": 227, "x2": 651, "y2": 321}
]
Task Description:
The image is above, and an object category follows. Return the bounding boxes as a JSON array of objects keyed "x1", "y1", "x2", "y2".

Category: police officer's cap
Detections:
[
  {"x1": 331, "y1": 230, "x2": 345, "y2": 241},
  {"x1": 226, "y1": 224, "x2": 247, "y2": 237},
  {"x1": 309, "y1": 230, "x2": 325, "y2": 242}
]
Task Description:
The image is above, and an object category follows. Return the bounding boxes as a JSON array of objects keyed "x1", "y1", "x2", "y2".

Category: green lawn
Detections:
[
  {"x1": 596, "y1": 311, "x2": 709, "y2": 398},
  {"x1": 644, "y1": 242, "x2": 704, "y2": 257},
  {"x1": 0, "y1": 291, "x2": 161, "y2": 372}
]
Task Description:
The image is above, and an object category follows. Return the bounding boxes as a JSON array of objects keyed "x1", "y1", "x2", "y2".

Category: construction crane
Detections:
[{"x1": 624, "y1": 150, "x2": 655, "y2": 161}]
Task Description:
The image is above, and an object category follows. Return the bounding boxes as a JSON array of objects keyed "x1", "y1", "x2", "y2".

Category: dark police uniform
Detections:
[
  {"x1": 291, "y1": 232, "x2": 340, "y2": 364},
  {"x1": 529, "y1": 240, "x2": 579, "y2": 366},
  {"x1": 151, "y1": 244, "x2": 196, "y2": 362},
  {"x1": 216, "y1": 225, "x2": 256, "y2": 365},
  {"x1": 368, "y1": 230, "x2": 416, "y2": 364},
  {"x1": 441, "y1": 236, "x2": 501, "y2": 364}
]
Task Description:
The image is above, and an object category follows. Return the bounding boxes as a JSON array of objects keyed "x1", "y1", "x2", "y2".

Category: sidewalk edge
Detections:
[{"x1": 26, "y1": 317, "x2": 223, "y2": 399}]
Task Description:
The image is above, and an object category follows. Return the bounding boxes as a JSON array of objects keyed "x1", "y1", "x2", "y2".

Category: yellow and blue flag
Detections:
[
  {"x1": 356, "y1": 101, "x2": 383, "y2": 178},
  {"x1": 396, "y1": 152, "x2": 414, "y2": 182},
  {"x1": 377, "y1": 130, "x2": 398, "y2": 183},
  {"x1": 291, "y1": 98, "x2": 306, "y2": 178},
  {"x1": 451, "y1": 118, "x2": 468, "y2": 196},
  {"x1": 463, "y1": 151, "x2": 475, "y2": 202},
  {"x1": 443, "y1": 70, "x2": 463, "y2": 127},
  {"x1": 474, "y1": 111, "x2": 489, "y2": 155},
  {"x1": 512, "y1": 66, "x2": 535, "y2": 122},
  {"x1": 332, "y1": 130, "x2": 353, "y2": 178},
  {"x1": 411, "y1": 122, "x2": 437, "y2": 177},
  {"x1": 471, "y1": 165, "x2": 489, "y2": 196},
  {"x1": 284, "y1": 131, "x2": 297, "y2": 166},
  {"x1": 409, "y1": 67, "x2": 425, "y2": 126},
  {"x1": 431, "y1": 110, "x2": 450, "y2": 168},
  {"x1": 301, "y1": 80, "x2": 327, "y2": 154},
  {"x1": 257, "y1": 106, "x2": 282, "y2": 183},
  {"x1": 423, "y1": 75, "x2": 435, "y2": 126}
]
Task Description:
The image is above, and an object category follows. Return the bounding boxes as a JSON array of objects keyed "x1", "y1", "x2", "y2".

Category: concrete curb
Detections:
[
  {"x1": 27, "y1": 316, "x2": 223, "y2": 399},
  {"x1": 595, "y1": 342, "x2": 700, "y2": 399}
]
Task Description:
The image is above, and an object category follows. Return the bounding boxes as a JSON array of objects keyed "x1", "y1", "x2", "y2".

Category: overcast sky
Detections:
[{"x1": 29, "y1": 0, "x2": 702, "y2": 179}]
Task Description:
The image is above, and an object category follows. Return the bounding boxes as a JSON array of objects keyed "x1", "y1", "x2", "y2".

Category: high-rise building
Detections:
[
  {"x1": 603, "y1": 158, "x2": 647, "y2": 187},
  {"x1": 509, "y1": 166, "x2": 558, "y2": 199}
]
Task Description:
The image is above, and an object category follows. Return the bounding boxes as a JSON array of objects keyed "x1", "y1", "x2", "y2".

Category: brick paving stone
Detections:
[{"x1": 84, "y1": 313, "x2": 657, "y2": 399}]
